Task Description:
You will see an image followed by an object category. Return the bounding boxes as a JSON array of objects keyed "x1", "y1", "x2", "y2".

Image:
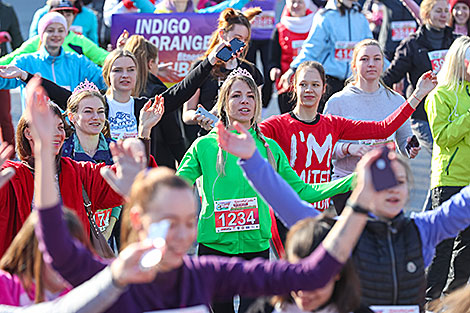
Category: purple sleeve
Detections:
[
  {"x1": 35, "y1": 203, "x2": 107, "y2": 286},
  {"x1": 206, "y1": 244, "x2": 343, "y2": 300},
  {"x1": 238, "y1": 150, "x2": 319, "y2": 228},
  {"x1": 411, "y1": 185, "x2": 470, "y2": 267}
]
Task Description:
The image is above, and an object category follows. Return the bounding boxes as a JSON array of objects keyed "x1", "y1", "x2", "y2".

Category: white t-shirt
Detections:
[{"x1": 106, "y1": 95, "x2": 138, "y2": 140}]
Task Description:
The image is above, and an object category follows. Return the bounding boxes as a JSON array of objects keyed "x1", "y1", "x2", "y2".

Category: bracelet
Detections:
[
  {"x1": 346, "y1": 200, "x2": 369, "y2": 216},
  {"x1": 411, "y1": 94, "x2": 422, "y2": 103},
  {"x1": 345, "y1": 143, "x2": 351, "y2": 155},
  {"x1": 138, "y1": 136, "x2": 150, "y2": 140}
]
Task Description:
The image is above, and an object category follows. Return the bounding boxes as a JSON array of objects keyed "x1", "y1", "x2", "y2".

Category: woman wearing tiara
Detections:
[
  {"x1": 176, "y1": 68, "x2": 355, "y2": 313},
  {"x1": 0, "y1": 77, "x2": 163, "y2": 258},
  {"x1": 61, "y1": 79, "x2": 163, "y2": 249}
]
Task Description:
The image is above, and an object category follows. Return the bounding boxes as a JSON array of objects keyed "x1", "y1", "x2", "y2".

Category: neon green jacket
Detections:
[
  {"x1": 0, "y1": 31, "x2": 109, "y2": 66},
  {"x1": 176, "y1": 128, "x2": 354, "y2": 254},
  {"x1": 426, "y1": 82, "x2": 470, "y2": 188}
]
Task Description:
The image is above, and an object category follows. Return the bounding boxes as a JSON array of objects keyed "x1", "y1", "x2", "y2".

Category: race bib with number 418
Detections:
[
  {"x1": 334, "y1": 41, "x2": 357, "y2": 62},
  {"x1": 214, "y1": 197, "x2": 260, "y2": 233}
]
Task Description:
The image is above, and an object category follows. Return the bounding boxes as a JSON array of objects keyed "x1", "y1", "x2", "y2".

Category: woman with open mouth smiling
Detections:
[{"x1": 176, "y1": 69, "x2": 356, "y2": 313}]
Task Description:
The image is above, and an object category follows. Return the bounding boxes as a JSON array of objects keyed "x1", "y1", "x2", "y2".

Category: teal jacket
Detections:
[{"x1": 176, "y1": 128, "x2": 354, "y2": 254}]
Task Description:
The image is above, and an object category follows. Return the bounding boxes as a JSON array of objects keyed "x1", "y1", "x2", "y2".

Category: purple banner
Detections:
[{"x1": 111, "y1": 13, "x2": 219, "y2": 83}]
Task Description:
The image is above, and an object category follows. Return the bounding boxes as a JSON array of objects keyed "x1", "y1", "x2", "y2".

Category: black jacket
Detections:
[
  {"x1": 0, "y1": 1, "x2": 23, "y2": 57},
  {"x1": 142, "y1": 73, "x2": 186, "y2": 169},
  {"x1": 383, "y1": 26, "x2": 457, "y2": 121},
  {"x1": 353, "y1": 213, "x2": 426, "y2": 307}
]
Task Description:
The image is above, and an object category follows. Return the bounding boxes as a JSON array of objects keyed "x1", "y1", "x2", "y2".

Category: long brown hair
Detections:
[
  {"x1": 203, "y1": 7, "x2": 261, "y2": 77},
  {"x1": 124, "y1": 35, "x2": 159, "y2": 96},
  {"x1": 274, "y1": 217, "x2": 362, "y2": 313},
  {"x1": 120, "y1": 167, "x2": 191, "y2": 250},
  {"x1": 215, "y1": 74, "x2": 276, "y2": 175},
  {"x1": 16, "y1": 102, "x2": 65, "y2": 162},
  {"x1": 0, "y1": 209, "x2": 91, "y2": 303}
]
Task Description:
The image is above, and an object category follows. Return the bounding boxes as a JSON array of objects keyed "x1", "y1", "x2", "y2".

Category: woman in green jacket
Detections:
[
  {"x1": 424, "y1": 35, "x2": 470, "y2": 303},
  {"x1": 176, "y1": 69, "x2": 353, "y2": 313}
]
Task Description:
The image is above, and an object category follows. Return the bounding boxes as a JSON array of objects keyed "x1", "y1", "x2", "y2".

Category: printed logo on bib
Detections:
[
  {"x1": 292, "y1": 40, "x2": 305, "y2": 59},
  {"x1": 251, "y1": 11, "x2": 275, "y2": 29},
  {"x1": 93, "y1": 208, "x2": 112, "y2": 232},
  {"x1": 334, "y1": 41, "x2": 357, "y2": 62},
  {"x1": 391, "y1": 21, "x2": 416, "y2": 41},
  {"x1": 428, "y1": 49, "x2": 448, "y2": 73},
  {"x1": 214, "y1": 197, "x2": 259, "y2": 233},
  {"x1": 145, "y1": 305, "x2": 210, "y2": 313}
]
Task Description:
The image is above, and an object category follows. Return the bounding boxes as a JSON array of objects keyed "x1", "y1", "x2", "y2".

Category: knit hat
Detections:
[
  {"x1": 449, "y1": 0, "x2": 470, "y2": 12},
  {"x1": 38, "y1": 12, "x2": 68, "y2": 40}
]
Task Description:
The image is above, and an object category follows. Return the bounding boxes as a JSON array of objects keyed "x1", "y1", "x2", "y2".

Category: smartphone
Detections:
[
  {"x1": 370, "y1": 147, "x2": 399, "y2": 191},
  {"x1": 195, "y1": 106, "x2": 219, "y2": 128},
  {"x1": 216, "y1": 38, "x2": 246, "y2": 62},
  {"x1": 139, "y1": 219, "x2": 171, "y2": 270},
  {"x1": 405, "y1": 135, "x2": 419, "y2": 157}
]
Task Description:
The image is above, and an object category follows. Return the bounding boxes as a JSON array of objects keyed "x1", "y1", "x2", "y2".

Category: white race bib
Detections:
[
  {"x1": 428, "y1": 49, "x2": 448, "y2": 73},
  {"x1": 334, "y1": 41, "x2": 357, "y2": 62},
  {"x1": 391, "y1": 21, "x2": 416, "y2": 41},
  {"x1": 214, "y1": 197, "x2": 260, "y2": 233}
]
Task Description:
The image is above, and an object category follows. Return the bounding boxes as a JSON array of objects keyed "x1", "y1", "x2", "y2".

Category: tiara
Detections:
[
  {"x1": 72, "y1": 79, "x2": 100, "y2": 95},
  {"x1": 227, "y1": 68, "x2": 253, "y2": 80}
]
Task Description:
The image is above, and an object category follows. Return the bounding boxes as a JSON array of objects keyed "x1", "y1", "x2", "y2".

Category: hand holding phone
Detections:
[
  {"x1": 216, "y1": 38, "x2": 246, "y2": 62},
  {"x1": 139, "y1": 219, "x2": 171, "y2": 270},
  {"x1": 370, "y1": 147, "x2": 398, "y2": 191},
  {"x1": 195, "y1": 106, "x2": 219, "y2": 128},
  {"x1": 405, "y1": 135, "x2": 419, "y2": 158}
]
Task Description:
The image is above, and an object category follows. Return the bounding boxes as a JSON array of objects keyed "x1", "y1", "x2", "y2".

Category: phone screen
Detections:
[
  {"x1": 216, "y1": 38, "x2": 246, "y2": 62},
  {"x1": 371, "y1": 147, "x2": 399, "y2": 191}
]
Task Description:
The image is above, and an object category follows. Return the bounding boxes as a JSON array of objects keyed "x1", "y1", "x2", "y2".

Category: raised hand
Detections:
[
  {"x1": 157, "y1": 63, "x2": 180, "y2": 82},
  {"x1": 414, "y1": 71, "x2": 438, "y2": 101},
  {"x1": 116, "y1": 29, "x2": 129, "y2": 48},
  {"x1": 0, "y1": 142, "x2": 15, "y2": 189},
  {"x1": 100, "y1": 138, "x2": 147, "y2": 198},
  {"x1": 216, "y1": 121, "x2": 256, "y2": 160},
  {"x1": 270, "y1": 68, "x2": 281, "y2": 82},
  {"x1": 0, "y1": 65, "x2": 26, "y2": 80},
  {"x1": 110, "y1": 241, "x2": 159, "y2": 287},
  {"x1": 138, "y1": 95, "x2": 165, "y2": 138},
  {"x1": 24, "y1": 76, "x2": 54, "y2": 147}
]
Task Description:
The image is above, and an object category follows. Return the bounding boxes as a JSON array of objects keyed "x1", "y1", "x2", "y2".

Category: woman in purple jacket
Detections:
[{"x1": 21, "y1": 75, "x2": 380, "y2": 313}]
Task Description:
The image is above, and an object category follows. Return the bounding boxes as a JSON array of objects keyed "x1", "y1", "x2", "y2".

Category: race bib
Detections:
[
  {"x1": 391, "y1": 21, "x2": 416, "y2": 41},
  {"x1": 93, "y1": 208, "x2": 112, "y2": 232},
  {"x1": 214, "y1": 197, "x2": 260, "y2": 233},
  {"x1": 334, "y1": 41, "x2": 357, "y2": 62},
  {"x1": 370, "y1": 305, "x2": 419, "y2": 313},
  {"x1": 251, "y1": 11, "x2": 275, "y2": 29},
  {"x1": 428, "y1": 49, "x2": 448, "y2": 73}
]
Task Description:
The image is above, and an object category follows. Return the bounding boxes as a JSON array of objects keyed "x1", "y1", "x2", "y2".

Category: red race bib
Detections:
[{"x1": 334, "y1": 41, "x2": 357, "y2": 62}]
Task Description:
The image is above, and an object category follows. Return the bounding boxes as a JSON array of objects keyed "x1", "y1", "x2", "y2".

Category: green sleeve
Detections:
[
  {"x1": 273, "y1": 142, "x2": 354, "y2": 202},
  {"x1": 111, "y1": 206, "x2": 122, "y2": 219},
  {"x1": 0, "y1": 36, "x2": 40, "y2": 65},
  {"x1": 426, "y1": 88, "x2": 470, "y2": 148},
  {"x1": 175, "y1": 142, "x2": 203, "y2": 185},
  {"x1": 81, "y1": 36, "x2": 109, "y2": 66}
]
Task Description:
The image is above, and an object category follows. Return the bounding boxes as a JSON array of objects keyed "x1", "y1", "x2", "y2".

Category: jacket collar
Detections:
[
  {"x1": 38, "y1": 46, "x2": 65, "y2": 61},
  {"x1": 414, "y1": 25, "x2": 455, "y2": 50},
  {"x1": 365, "y1": 211, "x2": 408, "y2": 235}
]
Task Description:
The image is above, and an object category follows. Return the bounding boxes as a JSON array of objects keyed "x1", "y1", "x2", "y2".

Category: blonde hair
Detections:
[
  {"x1": 349, "y1": 39, "x2": 394, "y2": 93},
  {"x1": 437, "y1": 36, "x2": 470, "y2": 91},
  {"x1": 216, "y1": 75, "x2": 276, "y2": 175},
  {"x1": 102, "y1": 49, "x2": 138, "y2": 96},
  {"x1": 420, "y1": 0, "x2": 446, "y2": 23},
  {"x1": 124, "y1": 35, "x2": 159, "y2": 96}
]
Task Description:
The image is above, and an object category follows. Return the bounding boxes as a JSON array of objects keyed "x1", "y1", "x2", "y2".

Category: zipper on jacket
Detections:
[
  {"x1": 51, "y1": 56, "x2": 57, "y2": 83},
  {"x1": 387, "y1": 222, "x2": 399, "y2": 304},
  {"x1": 445, "y1": 147, "x2": 459, "y2": 175},
  {"x1": 345, "y1": 9, "x2": 351, "y2": 80}
]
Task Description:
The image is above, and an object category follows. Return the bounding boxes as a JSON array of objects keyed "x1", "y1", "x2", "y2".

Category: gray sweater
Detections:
[{"x1": 324, "y1": 84, "x2": 412, "y2": 179}]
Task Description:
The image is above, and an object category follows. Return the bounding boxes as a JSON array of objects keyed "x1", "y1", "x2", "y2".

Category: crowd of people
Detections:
[{"x1": 0, "y1": 0, "x2": 470, "y2": 312}]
